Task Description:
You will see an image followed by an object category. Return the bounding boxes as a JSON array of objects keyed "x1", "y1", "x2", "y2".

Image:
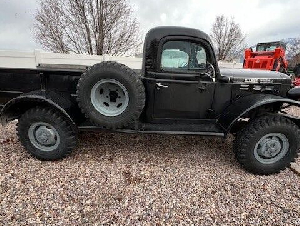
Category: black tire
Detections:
[
  {"x1": 17, "y1": 107, "x2": 78, "y2": 161},
  {"x1": 77, "y1": 61, "x2": 145, "y2": 129},
  {"x1": 234, "y1": 115, "x2": 300, "y2": 175}
]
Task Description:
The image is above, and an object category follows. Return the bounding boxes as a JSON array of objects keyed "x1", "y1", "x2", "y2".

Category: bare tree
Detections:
[
  {"x1": 211, "y1": 15, "x2": 246, "y2": 61},
  {"x1": 286, "y1": 38, "x2": 300, "y2": 67},
  {"x1": 34, "y1": 0, "x2": 141, "y2": 56}
]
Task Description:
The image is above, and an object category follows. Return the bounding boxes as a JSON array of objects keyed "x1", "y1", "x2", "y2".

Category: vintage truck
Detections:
[{"x1": 1, "y1": 26, "x2": 300, "y2": 175}]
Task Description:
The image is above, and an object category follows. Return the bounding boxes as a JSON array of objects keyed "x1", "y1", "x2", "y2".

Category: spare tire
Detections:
[{"x1": 77, "y1": 61, "x2": 145, "y2": 129}]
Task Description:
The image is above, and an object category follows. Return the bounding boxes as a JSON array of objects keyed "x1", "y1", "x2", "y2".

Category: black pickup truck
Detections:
[{"x1": 1, "y1": 26, "x2": 300, "y2": 175}]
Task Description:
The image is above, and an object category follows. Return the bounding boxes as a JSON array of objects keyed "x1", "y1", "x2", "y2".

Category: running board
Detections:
[
  {"x1": 122, "y1": 129, "x2": 225, "y2": 137},
  {"x1": 78, "y1": 126, "x2": 225, "y2": 137},
  {"x1": 78, "y1": 122, "x2": 225, "y2": 137}
]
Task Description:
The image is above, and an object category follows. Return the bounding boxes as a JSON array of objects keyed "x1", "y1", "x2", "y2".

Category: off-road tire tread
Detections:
[
  {"x1": 233, "y1": 115, "x2": 300, "y2": 175},
  {"x1": 76, "y1": 61, "x2": 145, "y2": 129},
  {"x1": 17, "y1": 107, "x2": 78, "y2": 160}
]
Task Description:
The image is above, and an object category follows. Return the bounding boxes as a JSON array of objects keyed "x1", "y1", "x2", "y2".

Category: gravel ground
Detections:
[{"x1": 1, "y1": 116, "x2": 300, "y2": 225}]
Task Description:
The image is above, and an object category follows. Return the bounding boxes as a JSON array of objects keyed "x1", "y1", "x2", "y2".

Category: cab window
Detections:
[{"x1": 161, "y1": 41, "x2": 207, "y2": 71}]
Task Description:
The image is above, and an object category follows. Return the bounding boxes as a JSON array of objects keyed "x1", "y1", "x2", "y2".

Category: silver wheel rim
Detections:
[
  {"x1": 254, "y1": 133, "x2": 289, "y2": 164},
  {"x1": 91, "y1": 79, "x2": 129, "y2": 117},
  {"x1": 28, "y1": 122, "x2": 60, "y2": 152}
]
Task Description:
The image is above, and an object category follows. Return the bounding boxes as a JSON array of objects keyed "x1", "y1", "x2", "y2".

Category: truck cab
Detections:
[{"x1": 142, "y1": 27, "x2": 219, "y2": 123}]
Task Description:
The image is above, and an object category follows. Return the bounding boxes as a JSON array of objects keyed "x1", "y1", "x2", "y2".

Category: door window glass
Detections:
[
  {"x1": 161, "y1": 41, "x2": 189, "y2": 69},
  {"x1": 161, "y1": 41, "x2": 207, "y2": 71}
]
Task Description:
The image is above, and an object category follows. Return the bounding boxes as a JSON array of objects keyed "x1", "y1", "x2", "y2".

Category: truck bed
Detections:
[
  {"x1": 0, "y1": 66, "x2": 82, "y2": 107},
  {"x1": 0, "y1": 50, "x2": 143, "y2": 70}
]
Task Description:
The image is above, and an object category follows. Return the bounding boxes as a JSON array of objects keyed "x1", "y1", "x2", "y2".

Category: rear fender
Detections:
[
  {"x1": 0, "y1": 94, "x2": 76, "y2": 130},
  {"x1": 218, "y1": 94, "x2": 300, "y2": 133}
]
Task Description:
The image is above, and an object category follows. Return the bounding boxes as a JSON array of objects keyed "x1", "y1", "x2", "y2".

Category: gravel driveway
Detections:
[{"x1": 1, "y1": 120, "x2": 300, "y2": 225}]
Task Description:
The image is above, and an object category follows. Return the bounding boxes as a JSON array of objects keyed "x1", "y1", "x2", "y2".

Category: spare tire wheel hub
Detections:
[{"x1": 91, "y1": 79, "x2": 129, "y2": 117}]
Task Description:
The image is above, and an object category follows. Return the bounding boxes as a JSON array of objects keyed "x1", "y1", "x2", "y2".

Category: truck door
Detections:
[{"x1": 150, "y1": 40, "x2": 215, "y2": 120}]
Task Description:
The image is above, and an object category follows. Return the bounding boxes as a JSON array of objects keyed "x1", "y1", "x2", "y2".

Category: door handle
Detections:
[{"x1": 156, "y1": 83, "x2": 169, "y2": 89}]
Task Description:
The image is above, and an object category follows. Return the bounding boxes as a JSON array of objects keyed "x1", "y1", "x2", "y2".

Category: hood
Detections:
[{"x1": 220, "y1": 68, "x2": 291, "y2": 84}]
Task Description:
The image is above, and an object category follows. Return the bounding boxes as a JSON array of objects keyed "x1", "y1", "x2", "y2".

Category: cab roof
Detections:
[
  {"x1": 142, "y1": 26, "x2": 219, "y2": 77},
  {"x1": 145, "y1": 26, "x2": 213, "y2": 45}
]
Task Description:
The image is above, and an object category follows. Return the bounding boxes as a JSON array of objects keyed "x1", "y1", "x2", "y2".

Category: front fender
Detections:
[
  {"x1": 0, "y1": 94, "x2": 76, "y2": 129},
  {"x1": 218, "y1": 94, "x2": 300, "y2": 133}
]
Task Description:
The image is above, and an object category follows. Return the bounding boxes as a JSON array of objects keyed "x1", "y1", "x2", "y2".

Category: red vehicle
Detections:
[{"x1": 244, "y1": 41, "x2": 288, "y2": 73}]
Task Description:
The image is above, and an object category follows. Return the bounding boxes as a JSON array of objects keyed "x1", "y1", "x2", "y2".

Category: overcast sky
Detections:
[{"x1": 0, "y1": 0, "x2": 299, "y2": 51}]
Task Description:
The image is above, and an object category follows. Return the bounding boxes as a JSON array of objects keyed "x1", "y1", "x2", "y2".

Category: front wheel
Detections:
[
  {"x1": 17, "y1": 107, "x2": 78, "y2": 161},
  {"x1": 234, "y1": 115, "x2": 300, "y2": 175}
]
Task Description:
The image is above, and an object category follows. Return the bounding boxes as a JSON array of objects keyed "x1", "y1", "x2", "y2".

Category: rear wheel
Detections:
[
  {"x1": 17, "y1": 107, "x2": 78, "y2": 161},
  {"x1": 234, "y1": 115, "x2": 300, "y2": 175}
]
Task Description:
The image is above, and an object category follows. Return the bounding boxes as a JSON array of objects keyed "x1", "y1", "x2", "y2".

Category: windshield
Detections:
[{"x1": 256, "y1": 43, "x2": 283, "y2": 52}]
